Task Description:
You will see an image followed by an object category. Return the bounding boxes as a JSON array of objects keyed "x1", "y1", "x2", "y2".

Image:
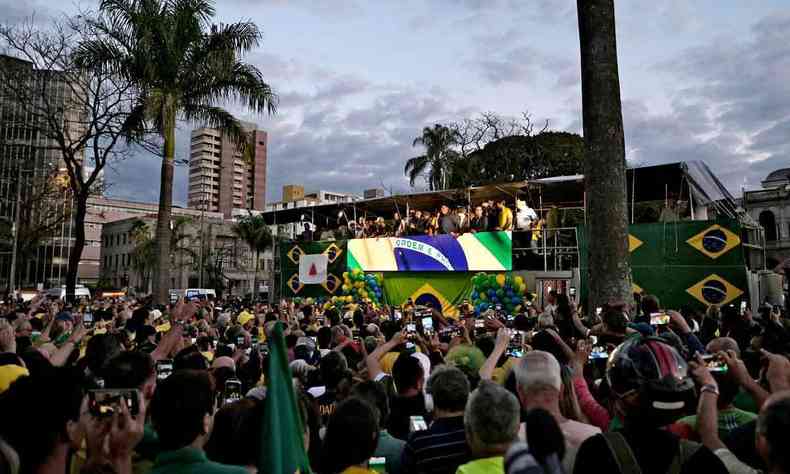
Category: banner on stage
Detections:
[{"x1": 347, "y1": 231, "x2": 512, "y2": 272}]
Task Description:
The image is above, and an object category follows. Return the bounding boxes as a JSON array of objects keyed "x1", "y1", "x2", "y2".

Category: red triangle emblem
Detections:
[{"x1": 309, "y1": 263, "x2": 317, "y2": 276}]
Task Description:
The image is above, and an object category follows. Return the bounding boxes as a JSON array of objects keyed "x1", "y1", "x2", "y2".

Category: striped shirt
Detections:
[{"x1": 400, "y1": 416, "x2": 470, "y2": 474}]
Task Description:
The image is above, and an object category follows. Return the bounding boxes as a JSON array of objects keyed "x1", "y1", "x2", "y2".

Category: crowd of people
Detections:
[
  {"x1": 1, "y1": 290, "x2": 789, "y2": 474},
  {"x1": 302, "y1": 199, "x2": 543, "y2": 241}
]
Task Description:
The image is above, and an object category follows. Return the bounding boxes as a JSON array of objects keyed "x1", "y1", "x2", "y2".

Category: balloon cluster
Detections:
[
  {"x1": 470, "y1": 273, "x2": 528, "y2": 315},
  {"x1": 323, "y1": 268, "x2": 384, "y2": 311}
]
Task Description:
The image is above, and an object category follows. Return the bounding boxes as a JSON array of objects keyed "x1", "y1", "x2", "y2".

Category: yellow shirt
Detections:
[
  {"x1": 156, "y1": 322, "x2": 172, "y2": 333},
  {"x1": 341, "y1": 467, "x2": 378, "y2": 474},
  {"x1": 499, "y1": 207, "x2": 513, "y2": 230}
]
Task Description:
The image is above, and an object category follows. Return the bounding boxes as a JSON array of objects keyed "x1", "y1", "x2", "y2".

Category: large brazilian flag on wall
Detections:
[
  {"x1": 280, "y1": 240, "x2": 347, "y2": 298},
  {"x1": 579, "y1": 218, "x2": 748, "y2": 310},
  {"x1": 382, "y1": 272, "x2": 474, "y2": 318}
]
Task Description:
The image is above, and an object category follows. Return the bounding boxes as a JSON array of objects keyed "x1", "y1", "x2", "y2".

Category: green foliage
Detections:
[
  {"x1": 404, "y1": 124, "x2": 461, "y2": 190},
  {"x1": 75, "y1": 0, "x2": 277, "y2": 301},
  {"x1": 233, "y1": 214, "x2": 273, "y2": 256},
  {"x1": 449, "y1": 131, "x2": 584, "y2": 187}
]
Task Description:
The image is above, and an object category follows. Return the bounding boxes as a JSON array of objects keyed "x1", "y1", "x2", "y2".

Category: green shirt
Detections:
[
  {"x1": 456, "y1": 456, "x2": 504, "y2": 474},
  {"x1": 676, "y1": 407, "x2": 757, "y2": 439},
  {"x1": 150, "y1": 447, "x2": 248, "y2": 474},
  {"x1": 375, "y1": 430, "x2": 405, "y2": 474},
  {"x1": 733, "y1": 389, "x2": 759, "y2": 414}
]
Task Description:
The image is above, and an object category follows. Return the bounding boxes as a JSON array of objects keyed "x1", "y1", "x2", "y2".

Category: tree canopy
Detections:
[{"x1": 405, "y1": 112, "x2": 584, "y2": 190}]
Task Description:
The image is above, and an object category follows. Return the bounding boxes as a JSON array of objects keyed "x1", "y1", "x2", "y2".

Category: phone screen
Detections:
[
  {"x1": 740, "y1": 301, "x2": 747, "y2": 314},
  {"x1": 595, "y1": 307, "x2": 602, "y2": 316},
  {"x1": 507, "y1": 331, "x2": 524, "y2": 358},
  {"x1": 409, "y1": 416, "x2": 428, "y2": 432},
  {"x1": 156, "y1": 360, "x2": 173, "y2": 380},
  {"x1": 589, "y1": 346, "x2": 609, "y2": 360},
  {"x1": 406, "y1": 323, "x2": 416, "y2": 333},
  {"x1": 421, "y1": 316, "x2": 433, "y2": 332},
  {"x1": 83, "y1": 312, "x2": 94, "y2": 327},
  {"x1": 702, "y1": 355, "x2": 728, "y2": 373},
  {"x1": 650, "y1": 312, "x2": 670, "y2": 326},
  {"x1": 88, "y1": 389, "x2": 139, "y2": 417},
  {"x1": 393, "y1": 310, "x2": 402, "y2": 321},
  {"x1": 223, "y1": 379, "x2": 243, "y2": 405},
  {"x1": 475, "y1": 319, "x2": 484, "y2": 329}
]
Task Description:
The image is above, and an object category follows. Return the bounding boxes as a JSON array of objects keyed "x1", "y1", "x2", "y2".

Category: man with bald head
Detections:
[
  {"x1": 514, "y1": 351, "x2": 599, "y2": 473},
  {"x1": 707, "y1": 337, "x2": 740, "y2": 356}
]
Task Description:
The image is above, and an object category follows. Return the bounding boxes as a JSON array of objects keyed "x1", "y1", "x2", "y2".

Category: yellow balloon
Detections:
[
  {"x1": 514, "y1": 276, "x2": 524, "y2": 287},
  {"x1": 496, "y1": 274, "x2": 506, "y2": 287}
]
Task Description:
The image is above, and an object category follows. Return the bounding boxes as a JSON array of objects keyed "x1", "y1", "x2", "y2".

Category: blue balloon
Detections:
[
  {"x1": 512, "y1": 296, "x2": 520, "y2": 305},
  {"x1": 471, "y1": 290, "x2": 479, "y2": 300},
  {"x1": 488, "y1": 289, "x2": 496, "y2": 298}
]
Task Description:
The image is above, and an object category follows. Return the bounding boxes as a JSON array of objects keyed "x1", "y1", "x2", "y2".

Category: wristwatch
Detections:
[{"x1": 700, "y1": 384, "x2": 719, "y2": 396}]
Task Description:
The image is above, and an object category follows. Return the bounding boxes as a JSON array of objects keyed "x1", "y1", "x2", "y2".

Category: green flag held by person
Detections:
[{"x1": 260, "y1": 322, "x2": 312, "y2": 473}]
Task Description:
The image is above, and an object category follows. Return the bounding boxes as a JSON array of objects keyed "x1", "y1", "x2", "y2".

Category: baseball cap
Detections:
[{"x1": 238, "y1": 313, "x2": 255, "y2": 327}]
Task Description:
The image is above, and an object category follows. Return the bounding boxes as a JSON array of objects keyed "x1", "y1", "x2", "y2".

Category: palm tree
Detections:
[
  {"x1": 577, "y1": 0, "x2": 632, "y2": 309},
  {"x1": 130, "y1": 217, "x2": 195, "y2": 294},
  {"x1": 404, "y1": 124, "x2": 460, "y2": 190},
  {"x1": 129, "y1": 220, "x2": 156, "y2": 293},
  {"x1": 232, "y1": 214, "x2": 273, "y2": 302},
  {"x1": 74, "y1": 0, "x2": 277, "y2": 303}
]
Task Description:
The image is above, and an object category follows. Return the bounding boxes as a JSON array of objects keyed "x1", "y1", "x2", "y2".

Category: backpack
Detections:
[{"x1": 602, "y1": 432, "x2": 702, "y2": 474}]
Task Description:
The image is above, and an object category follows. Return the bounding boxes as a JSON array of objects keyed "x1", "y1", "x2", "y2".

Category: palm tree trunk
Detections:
[
  {"x1": 153, "y1": 103, "x2": 175, "y2": 304},
  {"x1": 252, "y1": 250, "x2": 259, "y2": 303},
  {"x1": 65, "y1": 193, "x2": 88, "y2": 304},
  {"x1": 577, "y1": 0, "x2": 632, "y2": 309}
]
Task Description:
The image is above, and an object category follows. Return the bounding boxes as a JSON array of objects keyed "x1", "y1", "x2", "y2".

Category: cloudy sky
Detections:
[{"x1": 5, "y1": 0, "x2": 790, "y2": 205}]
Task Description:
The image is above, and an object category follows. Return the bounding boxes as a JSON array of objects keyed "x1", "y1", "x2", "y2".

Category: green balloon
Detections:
[{"x1": 496, "y1": 289, "x2": 504, "y2": 298}]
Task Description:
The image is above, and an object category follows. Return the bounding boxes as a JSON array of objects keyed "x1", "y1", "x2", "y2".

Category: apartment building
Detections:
[{"x1": 187, "y1": 124, "x2": 267, "y2": 218}]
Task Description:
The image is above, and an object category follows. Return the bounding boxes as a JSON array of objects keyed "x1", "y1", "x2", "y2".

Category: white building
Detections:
[{"x1": 743, "y1": 168, "x2": 790, "y2": 269}]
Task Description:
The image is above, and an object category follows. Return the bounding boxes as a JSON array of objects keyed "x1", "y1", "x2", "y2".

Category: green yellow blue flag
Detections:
[{"x1": 259, "y1": 322, "x2": 312, "y2": 473}]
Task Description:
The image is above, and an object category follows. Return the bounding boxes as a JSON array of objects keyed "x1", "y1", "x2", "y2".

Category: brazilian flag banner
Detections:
[
  {"x1": 280, "y1": 240, "x2": 347, "y2": 298},
  {"x1": 579, "y1": 218, "x2": 748, "y2": 310},
  {"x1": 381, "y1": 272, "x2": 473, "y2": 317}
]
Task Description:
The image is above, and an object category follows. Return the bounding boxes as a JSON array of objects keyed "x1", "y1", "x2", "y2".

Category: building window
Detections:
[{"x1": 759, "y1": 210, "x2": 778, "y2": 242}]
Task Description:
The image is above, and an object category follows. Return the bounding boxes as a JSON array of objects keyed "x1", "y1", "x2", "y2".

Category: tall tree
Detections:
[
  {"x1": 449, "y1": 131, "x2": 585, "y2": 187},
  {"x1": 129, "y1": 216, "x2": 194, "y2": 294},
  {"x1": 75, "y1": 0, "x2": 277, "y2": 303},
  {"x1": 577, "y1": 0, "x2": 632, "y2": 309},
  {"x1": 0, "y1": 17, "x2": 140, "y2": 300},
  {"x1": 129, "y1": 220, "x2": 155, "y2": 293},
  {"x1": 232, "y1": 214, "x2": 273, "y2": 302},
  {"x1": 404, "y1": 124, "x2": 460, "y2": 190}
]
